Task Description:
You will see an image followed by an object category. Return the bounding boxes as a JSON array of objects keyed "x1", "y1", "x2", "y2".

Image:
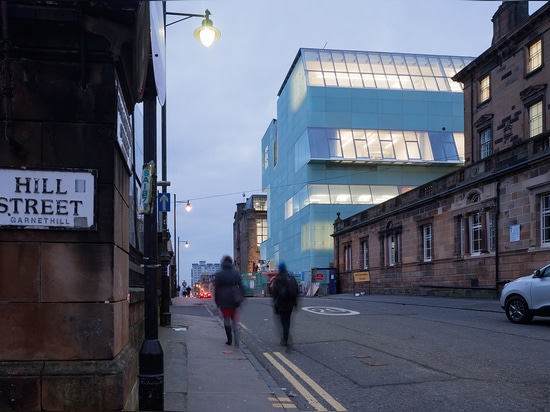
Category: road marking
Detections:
[
  {"x1": 273, "y1": 352, "x2": 347, "y2": 412},
  {"x1": 301, "y1": 306, "x2": 360, "y2": 316},
  {"x1": 268, "y1": 396, "x2": 297, "y2": 409},
  {"x1": 264, "y1": 352, "x2": 328, "y2": 411}
]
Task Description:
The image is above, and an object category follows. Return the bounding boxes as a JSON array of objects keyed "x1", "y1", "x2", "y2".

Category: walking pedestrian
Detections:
[
  {"x1": 214, "y1": 255, "x2": 244, "y2": 348},
  {"x1": 272, "y1": 262, "x2": 299, "y2": 348}
]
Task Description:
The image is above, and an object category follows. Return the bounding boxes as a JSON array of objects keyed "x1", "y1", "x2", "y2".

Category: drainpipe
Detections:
[{"x1": 495, "y1": 181, "x2": 501, "y2": 298}]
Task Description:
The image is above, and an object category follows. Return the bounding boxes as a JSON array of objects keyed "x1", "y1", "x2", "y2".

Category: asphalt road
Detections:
[{"x1": 234, "y1": 294, "x2": 550, "y2": 412}]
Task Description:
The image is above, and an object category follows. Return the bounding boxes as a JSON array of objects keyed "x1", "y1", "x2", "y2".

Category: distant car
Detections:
[
  {"x1": 500, "y1": 264, "x2": 550, "y2": 324},
  {"x1": 199, "y1": 291, "x2": 212, "y2": 299}
]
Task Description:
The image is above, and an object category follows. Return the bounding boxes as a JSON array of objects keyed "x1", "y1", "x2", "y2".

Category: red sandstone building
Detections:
[{"x1": 333, "y1": 2, "x2": 550, "y2": 297}]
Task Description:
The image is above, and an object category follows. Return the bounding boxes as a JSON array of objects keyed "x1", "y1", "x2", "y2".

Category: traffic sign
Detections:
[{"x1": 158, "y1": 192, "x2": 171, "y2": 212}]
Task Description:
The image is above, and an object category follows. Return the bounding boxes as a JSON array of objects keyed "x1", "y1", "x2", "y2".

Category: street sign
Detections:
[{"x1": 158, "y1": 192, "x2": 171, "y2": 212}]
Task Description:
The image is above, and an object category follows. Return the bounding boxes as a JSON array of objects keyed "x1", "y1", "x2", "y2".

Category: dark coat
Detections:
[
  {"x1": 214, "y1": 263, "x2": 244, "y2": 309},
  {"x1": 272, "y1": 271, "x2": 298, "y2": 313}
]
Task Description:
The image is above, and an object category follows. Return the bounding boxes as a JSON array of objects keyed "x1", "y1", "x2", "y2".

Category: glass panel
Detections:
[
  {"x1": 320, "y1": 51, "x2": 334, "y2": 71},
  {"x1": 379, "y1": 130, "x2": 395, "y2": 158},
  {"x1": 357, "y1": 52, "x2": 371, "y2": 73},
  {"x1": 387, "y1": 75, "x2": 401, "y2": 89},
  {"x1": 440, "y1": 57, "x2": 456, "y2": 77},
  {"x1": 424, "y1": 76, "x2": 439, "y2": 91},
  {"x1": 452, "y1": 57, "x2": 468, "y2": 73},
  {"x1": 353, "y1": 129, "x2": 369, "y2": 158},
  {"x1": 303, "y1": 50, "x2": 322, "y2": 71},
  {"x1": 370, "y1": 185, "x2": 399, "y2": 204},
  {"x1": 404, "y1": 131, "x2": 421, "y2": 159},
  {"x1": 392, "y1": 131, "x2": 408, "y2": 160},
  {"x1": 367, "y1": 130, "x2": 382, "y2": 159},
  {"x1": 398, "y1": 75, "x2": 412, "y2": 90},
  {"x1": 381, "y1": 53, "x2": 397, "y2": 75},
  {"x1": 328, "y1": 129, "x2": 342, "y2": 157},
  {"x1": 417, "y1": 55, "x2": 433, "y2": 76},
  {"x1": 329, "y1": 185, "x2": 352, "y2": 204},
  {"x1": 529, "y1": 101, "x2": 543, "y2": 137},
  {"x1": 393, "y1": 54, "x2": 409, "y2": 75},
  {"x1": 297, "y1": 185, "x2": 309, "y2": 209},
  {"x1": 307, "y1": 71, "x2": 325, "y2": 86},
  {"x1": 429, "y1": 131, "x2": 459, "y2": 161},
  {"x1": 405, "y1": 55, "x2": 421, "y2": 76},
  {"x1": 374, "y1": 74, "x2": 389, "y2": 89},
  {"x1": 308, "y1": 128, "x2": 329, "y2": 158},
  {"x1": 436, "y1": 77, "x2": 449, "y2": 92},
  {"x1": 449, "y1": 80, "x2": 463, "y2": 92},
  {"x1": 350, "y1": 185, "x2": 372, "y2": 204},
  {"x1": 324, "y1": 72, "x2": 338, "y2": 86},
  {"x1": 417, "y1": 132, "x2": 433, "y2": 161},
  {"x1": 308, "y1": 184, "x2": 330, "y2": 204},
  {"x1": 528, "y1": 39, "x2": 542, "y2": 72},
  {"x1": 349, "y1": 73, "x2": 363, "y2": 88},
  {"x1": 285, "y1": 198, "x2": 293, "y2": 219},
  {"x1": 344, "y1": 52, "x2": 360, "y2": 73},
  {"x1": 340, "y1": 129, "x2": 356, "y2": 158},
  {"x1": 411, "y1": 76, "x2": 426, "y2": 90},
  {"x1": 429, "y1": 57, "x2": 443, "y2": 76},
  {"x1": 336, "y1": 72, "x2": 351, "y2": 88},
  {"x1": 332, "y1": 51, "x2": 347, "y2": 72},
  {"x1": 369, "y1": 53, "x2": 384, "y2": 74},
  {"x1": 362, "y1": 73, "x2": 376, "y2": 88}
]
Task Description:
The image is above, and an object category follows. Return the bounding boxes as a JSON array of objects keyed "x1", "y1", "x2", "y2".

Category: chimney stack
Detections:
[{"x1": 492, "y1": 1, "x2": 529, "y2": 45}]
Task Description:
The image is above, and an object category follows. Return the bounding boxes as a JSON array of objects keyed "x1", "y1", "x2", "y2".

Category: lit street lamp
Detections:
[
  {"x1": 139, "y1": 4, "x2": 220, "y2": 411},
  {"x1": 177, "y1": 237, "x2": 190, "y2": 288}
]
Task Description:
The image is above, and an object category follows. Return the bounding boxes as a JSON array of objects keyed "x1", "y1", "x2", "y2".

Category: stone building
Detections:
[
  {"x1": 332, "y1": 1, "x2": 550, "y2": 297},
  {"x1": 233, "y1": 194, "x2": 267, "y2": 273},
  {"x1": 0, "y1": 2, "x2": 152, "y2": 410}
]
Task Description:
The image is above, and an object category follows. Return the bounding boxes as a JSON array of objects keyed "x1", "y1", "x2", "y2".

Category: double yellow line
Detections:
[{"x1": 263, "y1": 351, "x2": 347, "y2": 411}]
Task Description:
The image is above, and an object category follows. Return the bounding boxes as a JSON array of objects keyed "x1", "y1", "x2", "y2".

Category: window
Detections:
[
  {"x1": 528, "y1": 100, "x2": 543, "y2": 138},
  {"x1": 469, "y1": 213, "x2": 483, "y2": 255},
  {"x1": 256, "y1": 217, "x2": 267, "y2": 246},
  {"x1": 382, "y1": 222, "x2": 401, "y2": 267},
  {"x1": 360, "y1": 239, "x2": 369, "y2": 269},
  {"x1": 480, "y1": 128, "x2": 492, "y2": 159},
  {"x1": 423, "y1": 224, "x2": 433, "y2": 262},
  {"x1": 527, "y1": 39, "x2": 542, "y2": 73},
  {"x1": 479, "y1": 75, "x2": 490, "y2": 104},
  {"x1": 263, "y1": 146, "x2": 269, "y2": 170},
  {"x1": 344, "y1": 244, "x2": 352, "y2": 271},
  {"x1": 387, "y1": 234, "x2": 399, "y2": 266},
  {"x1": 542, "y1": 194, "x2": 550, "y2": 247}
]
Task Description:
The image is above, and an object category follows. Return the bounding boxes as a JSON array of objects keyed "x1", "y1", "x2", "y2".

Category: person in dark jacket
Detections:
[
  {"x1": 272, "y1": 262, "x2": 299, "y2": 348},
  {"x1": 214, "y1": 255, "x2": 244, "y2": 348}
]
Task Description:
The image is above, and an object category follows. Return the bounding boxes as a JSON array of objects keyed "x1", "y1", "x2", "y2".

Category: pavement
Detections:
[
  {"x1": 159, "y1": 295, "x2": 291, "y2": 412},
  {"x1": 159, "y1": 293, "x2": 503, "y2": 412}
]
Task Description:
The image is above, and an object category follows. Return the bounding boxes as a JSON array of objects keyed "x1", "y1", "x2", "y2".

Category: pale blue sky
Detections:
[{"x1": 160, "y1": 0, "x2": 547, "y2": 282}]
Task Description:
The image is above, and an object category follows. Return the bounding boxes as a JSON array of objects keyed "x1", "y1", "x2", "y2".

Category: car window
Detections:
[{"x1": 542, "y1": 266, "x2": 550, "y2": 277}]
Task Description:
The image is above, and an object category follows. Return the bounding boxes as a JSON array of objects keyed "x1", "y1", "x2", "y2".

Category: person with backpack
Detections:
[{"x1": 272, "y1": 262, "x2": 299, "y2": 348}]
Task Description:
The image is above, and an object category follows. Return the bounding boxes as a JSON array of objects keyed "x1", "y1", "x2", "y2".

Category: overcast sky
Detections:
[{"x1": 160, "y1": 0, "x2": 547, "y2": 283}]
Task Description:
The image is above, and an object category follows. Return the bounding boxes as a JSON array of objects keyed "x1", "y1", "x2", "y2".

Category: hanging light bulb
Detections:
[
  {"x1": 184, "y1": 241, "x2": 189, "y2": 248},
  {"x1": 185, "y1": 200, "x2": 192, "y2": 212},
  {"x1": 193, "y1": 9, "x2": 221, "y2": 47}
]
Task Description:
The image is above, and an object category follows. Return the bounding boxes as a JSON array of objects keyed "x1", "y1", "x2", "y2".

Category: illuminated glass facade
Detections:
[{"x1": 261, "y1": 48, "x2": 473, "y2": 277}]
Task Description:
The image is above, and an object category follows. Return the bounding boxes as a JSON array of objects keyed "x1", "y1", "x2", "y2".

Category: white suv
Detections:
[{"x1": 500, "y1": 264, "x2": 550, "y2": 323}]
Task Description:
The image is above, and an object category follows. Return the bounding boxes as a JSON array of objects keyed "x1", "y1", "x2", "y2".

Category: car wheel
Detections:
[{"x1": 505, "y1": 296, "x2": 533, "y2": 324}]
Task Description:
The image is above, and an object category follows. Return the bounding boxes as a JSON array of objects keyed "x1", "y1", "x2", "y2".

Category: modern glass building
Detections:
[{"x1": 261, "y1": 48, "x2": 473, "y2": 280}]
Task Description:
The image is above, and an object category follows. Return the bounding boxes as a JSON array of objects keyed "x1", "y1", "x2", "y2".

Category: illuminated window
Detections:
[
  {"x1": 527, "y1": 39, "x2": 542, "y2": 73},
  {"x1": 480, "y1": 128, "x2": 492, "y2": 159},
  {"x1": 528, "y1": 100, "x2": 543, "y2": 138},
  {"x1": 256, "y1": 218, "x2": 267, "y2": 246},
  {"x1": 479, "y1": 75, "x2": 490, "y2": 103}
]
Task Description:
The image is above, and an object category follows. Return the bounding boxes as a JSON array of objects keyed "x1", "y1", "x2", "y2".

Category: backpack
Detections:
[{"x1": 278, "y1": 273, "x2": 298, "y2": 300}]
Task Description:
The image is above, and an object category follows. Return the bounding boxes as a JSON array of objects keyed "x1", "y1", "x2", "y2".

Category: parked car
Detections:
[{"x1": 500, "y1": 264, "x2": 550, "y2": 324}]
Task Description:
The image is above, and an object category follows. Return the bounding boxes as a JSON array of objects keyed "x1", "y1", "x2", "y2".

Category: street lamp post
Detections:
[
  {"x1": 139, "y1": 5, "x2": 220, "y2": 411},
  {"x1": 177, "y1": 236, "x2": 190, "y2": 289},
  {"x1": 158, "y1": 6, "x2": 220, "y2": 325}
]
